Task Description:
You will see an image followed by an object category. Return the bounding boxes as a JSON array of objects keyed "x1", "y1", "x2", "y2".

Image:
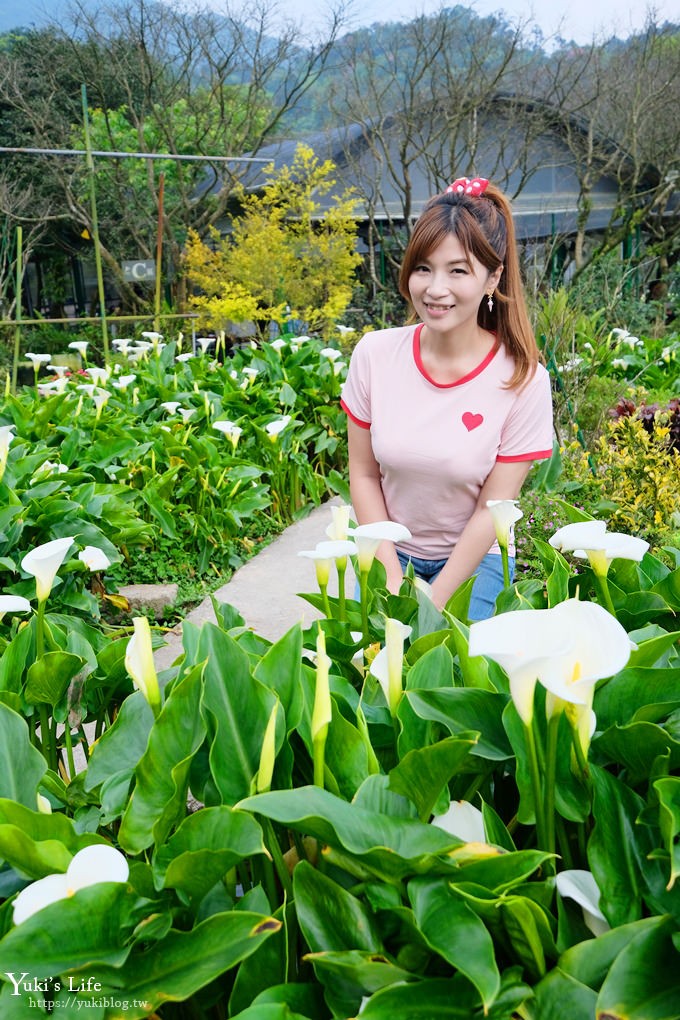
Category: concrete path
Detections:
[{"x1": 155, "y1": 497, "x2": 355, "y2": 670}]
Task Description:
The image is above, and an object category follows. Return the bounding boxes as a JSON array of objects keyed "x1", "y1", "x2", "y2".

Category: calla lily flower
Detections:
[
  {"x1": 112, "y1": 373, "x2": 136, "y2": 391},
  {"x1": 160, "y1": 401, "x2": 181, "y2": 415},
  {"x1": 12, "y1": 844, "x2": 129, "y2": 925},
  {"x1": 319, "y1": 347, "x2": 342, "y2": 361},
  {"x1": 125, "y1": 617, "x2": 162, "y2": 716},
  {"x1": 177, "y1": 407, "x2": 195, "y2": 423},
  {"x1": 196, "y1": 336, "x2": 214, "y2": 352},
  {"x1": 265, "y1": 415, "x2": 291, "y2": 440},
  {"x1": 26, "y1": 353, "x2": 52, "y2": 368},
  {"x1": 270, "y1": 337, "x2": 287, "y2": 351},
  {"x1": 86, "y1": 367, "x2": 110, "y2": 385},
  {"x1": 555, "y1": 869, "x2": 610, "y2": 936},
  {"x1": 214, "y1": 420, "x2": 242, "y2": 448},
  {"x1": 21, "y1": 537, "x2": 75, "y2": 603},
  {"x1": 312, "y1": 629, "x2": 332, "y2": 786},
  {"x1": 0, "y1": 595, "x2": 32, "y2": 622},
  {"x1": 326, "y1": 503, "x2": 353, "y2": 541},
  {"x1": 176, "y1": 352, "x2": 194, "y2": 363},
  {"x1": 92, "y1": 389, "x2": 110, "y2": 416},
  {"x1": 68, "y1": 341, "x2": 88, "y2": 356},
  {"x1": 469, "y1": 599, "x2": 631, "y2": 724},
  {"x1": 369, "y1": 617, "x2": 412, "y2": 716},
  {"x1": 298, "y1": 540, "x2": 358, "y2": 587},
  {"x1": 47, "y1": 363, "x2": 69, "y2": 377},
  {"x1": 487, "y1": 499, "x2": 523, "y2": 549},
  {"x1": 432, "y1": 800, "x2": 486, "y2": 843},
  {"x1": 257, "y1": 701, "x2": 279, "y2": 794},
  {"x1": 77, "y1": 383, "x2": 97, "y2": 397},
  {"x1": 571, "y1": 532, "x2": 650, "y2": 572},
  {"x1": 78, "y1": 546, "x2": 111, "y2": 572},
  {"x1": 352, "y1": 521, "x2": 412, "y2": 574},
  {"x1": 0, "y1": 425, "x2": 16, "y2": 482},
  {"x1": 36, "y1": 793, "x2": 52, "y2": 814},
  {"x1": 141, "y1": 330, "x2": 163, "y2": 343},
  {"x1": 549, "y1": 520, "x2": 608, "y2": 554}
]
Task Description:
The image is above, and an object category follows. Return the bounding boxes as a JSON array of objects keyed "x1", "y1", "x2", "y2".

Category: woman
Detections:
[{"x1": 341, "y1": 176, "x2": 553, "y2": 619}]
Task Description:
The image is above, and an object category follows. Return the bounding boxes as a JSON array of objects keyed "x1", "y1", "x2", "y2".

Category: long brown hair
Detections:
[{"x1": 398, "y1": 182, "x2": 539, "y2": 388}]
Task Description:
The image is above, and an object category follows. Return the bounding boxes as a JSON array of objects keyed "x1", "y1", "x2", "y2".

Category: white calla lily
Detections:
[
  {"x1": 68, "y1": 341, "x2": 88, "y2": 356},
  {"x1": 112, "y1": 373, "x2": 136, "y2": 391},
  {"x1": 298, "y1": 540, "x2": 358, "y2": 588},
  {"x1": 265, "y1": 415, "x2": 291, "y2": 440},
  {"x1": 86, "y1": 367, "x2": 110, "y2": 385},
  {"x1": 555, "y1": 869, "x2": 610, "y2": 936},
  {"x1": 160, "y1": 401, "x2": 181, "y2": 414},
  {"x1": 352, "y1": 521, "x2": 412, "y2": 574},
  {"x1": 468, "y1": 599, "x2": 631, "y2": 724},
  {"x1": 78, "y1": 546, "x2": 111, "y2": 572},
  {"x1": 369, "y1": 617, "x2": 412, "y2": 715},
  {"x1": 572, "y1": 532, "x2": 650, "y2": 571},
  {"x1": 549, "y1": 520, "x2": 608, "y2": 554},
  {"x1": 26, "y1": 352, "x2": 52, "y2": 368},
  {"x1": 12, "y1": 844, "x2": 129, "y2": 925},
  {"x1": 21, "y1": 537, "x2": 74, "y2": 603},
  {"x1": 319, "y1": 347, "x2": 342, "y2": 361},
  {"x1": 0, "y1": 595, "x2": 32, "y2": 622},
  {"x1": 326, "y1": 503, "x2": 353, "y2": 542},
  {"x1": 125, "y1": 617, "x2": 162, "y2": 716},
  {"x1": 0, "y1": 425, "x2": 16, "y2": 482},
  {"x1": 432, "y1": 800, "x2": 486, "y2": 843},
  {"x1": 487, "y1": 499, "x2": 523, "y2": 549}
]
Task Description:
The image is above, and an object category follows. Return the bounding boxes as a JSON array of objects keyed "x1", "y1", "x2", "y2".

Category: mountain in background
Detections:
[{"x1": 0, "y1": 0, "x2": 105, "y2": 34}]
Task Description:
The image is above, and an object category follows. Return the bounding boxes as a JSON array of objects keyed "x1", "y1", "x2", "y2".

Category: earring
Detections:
[{"x1": 487, "y1": 291, "x2": 494, "y2": 313}]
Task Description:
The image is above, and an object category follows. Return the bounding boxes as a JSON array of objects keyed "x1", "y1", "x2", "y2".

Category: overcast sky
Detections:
[{"x1": 257, "y1": 0, "x2": 674, "y2": 44}]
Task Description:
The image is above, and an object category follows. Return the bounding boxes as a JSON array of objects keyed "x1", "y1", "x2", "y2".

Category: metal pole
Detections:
[
  {"x1": 11, "y1": 226, "x2": 22, "y2": 394},
  {"x1": 81, "y1": 84, "x2": 109, "y2": 361},
  {"x1": 154, "y1": 172, "x2": 165, "y2": 334}
]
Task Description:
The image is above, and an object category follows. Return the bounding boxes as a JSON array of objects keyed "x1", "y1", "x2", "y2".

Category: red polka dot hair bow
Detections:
[{"x1": 446, "y1": 176, "x2": 489, "y2": 196}]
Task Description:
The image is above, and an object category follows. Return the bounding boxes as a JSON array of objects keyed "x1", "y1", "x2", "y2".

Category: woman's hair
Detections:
[{"x1": 398, "y1": 181, "x2": 539, "y2": 388}]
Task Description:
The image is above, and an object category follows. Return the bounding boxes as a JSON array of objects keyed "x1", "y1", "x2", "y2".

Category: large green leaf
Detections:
[
  {"x1": 592, "y1": 721, "x2": 680, "y2": 782},
  {"x1": 654, "y1": 777, "x2": 680, "y2": 892},
  {"x1": 588, "y1": 765, "x2": 648, "y2": 926},
  {"x1": 0, "y1": 625, "x2": 33, "y2": 696},
  {"x1": 325, "y1": 700, "x2": 372, "y2": 800},
  {"x1": 388, "y1": 735, "x2": 478, "y2": 821},
  {"x1": 405, "y1": 688, "x2": 511, "y2": 761},
  {"x1": 596, "y1": 914, "x2": 680, "y2": 1019},
  {"x1": 594, "y1": 667, "x2": 680, "y2": 729},
  {"x1": 498, "y1": 894, "x2": 557, "y2": 981},
  {"x1": 198, "y1": 623, "x2": 275, "y2": 806},
  {"x1": 84, "y1": 691, "x2": 154, "y2": 792},
  {"x1": 294, "y1": 860, "x2": 383, "y2": 953},
  {"x1": 0, "y1": 883, "x2": 136, "y2": 977},
  {"x1": 530, "y1": 967, "x2": 598, "y2": 1020},
  {"x1": 253, "y1": 624, "x2": 304, "y2": 729},
  {"x1": 66, "y1": 910, "x2": 283, "y2": 1020},
  {"x1": 153, "y1": 806, "x2": 266, "y2": 903},
  {"x1": 238, "y1": 788, "x2": 461, "y2": 881},
  {"x1": 118, "y1": 663, "x2": 206, "y2": 853},
  {"x1": 409, "y1": 877, "x2": 501, "y2": 1010},
  {"x1": 0, "y1": 704, "x2": 46, "y2": 808},
  {"x1": 0, "y1": 800, "x2": 103, "y2": 878},
  {"x1": 445, "y1": 616, "x2": 495, "y2": 690},
  {"x1": 24, "y1": 652, "x2": 84, "y2": 707},
  {"x1": 354, "y1": 978, "x2": 486, "y2": 1018}
]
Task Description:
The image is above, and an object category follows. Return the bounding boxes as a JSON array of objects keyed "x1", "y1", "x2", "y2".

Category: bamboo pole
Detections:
[
  {"x1": 81, "y1": 84, "x2": 109, "y2": 361},
  {"x1": 11, "y1": 226, "x2": 22, "y2": 394},
  {"x1": 154, "y1": 172, "x2": 165, "y2": 334}
]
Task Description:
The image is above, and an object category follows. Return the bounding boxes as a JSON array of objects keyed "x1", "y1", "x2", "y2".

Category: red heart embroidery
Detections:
[{"x1": 462, "y1": 411, "x2": 484, "y2": 431}]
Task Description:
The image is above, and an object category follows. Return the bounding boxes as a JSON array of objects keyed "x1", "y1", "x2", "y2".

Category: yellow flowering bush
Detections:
[{"x1": 594, "y1": 412, "x2": 680, "y2": 542}]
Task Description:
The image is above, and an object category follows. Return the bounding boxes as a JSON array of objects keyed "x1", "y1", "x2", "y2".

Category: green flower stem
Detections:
[
  {"x1": 313, "y1": 733, "x2": 327, "y2": 789},
  {"x1": 592, "y1": 570, "x2": 617, "y2": 616},
  {"x1": 570, "y1": 723, "x2": 591, "y2": 780},
  {"x1": 555, "y1": 815, "x2": 575, "y2": 870},
  {"x1": 319, "y1": 581, "x2": 331, "y2": 619},
  {"x1": 262, "y1": 817, "x2": 293, "y2": 899},
  {"x1": 359, "y1": 569, "x2": 370, "y2": 642},
  {"x1": 524, "y1": 720, "x2": 547, "y2": 851},
  {"x1": 336, "y1": 561, "x2": 347, "y2": 621},
  {"x1": 500, "y1": 544, "x2": 511, "y2": 589},
  {"x1": 544, "y1": 713, "x2": 560, "y2": 862}
]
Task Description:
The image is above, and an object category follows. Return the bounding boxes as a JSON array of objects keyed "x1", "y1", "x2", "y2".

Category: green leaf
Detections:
[
  {"x1": 405, "y1": 688, "x2": 511, "y2": 761},
  {"x1": 409, "y1": 877, "x2": 501, "y2": 1010},
  {"x1": 153, "y1": 807, "x2": 266, "y2": 903},
  {"x1": 446, "y1": 616, "x2": 495, "y2": 690},
  {"x1": 254, "y1": 624, "x2": 304, "y2": 728},
  {"x1": 388, "y1": 735, "x2": 477, "y2": 821},
  {"x1": 69, "y1": 910, "x2": 282, "y2": 1020},
  {"x1": 0, "y1": 883, "x2": 136, "y2": 977},
  {"x1": 594, "y1": 667, "x2": 680, "y2": 729},
  {"x1": 499, "y1": 894, "x2": 556, "y2": 981},
  {"x1": 85, "y1": 691, "x2": 155, "y2": 792},
  {"x1": 355, "y1": 978, "x2": 482, "y2": 1018},
  {"x1": 596, "y1": 914, "x2": 680, "y2": 1019},
  {"x1": 588, "y1": 765, "x2": 648, "y2": 926},
  {"x1": 654, "y1": 777, "x2": 680, "y2": 891},
  {"x1": 118, "y1": 663, "x2": 206, "y2": 853},
  {"x1": 0, "y1": 799, "x2": 103, "y2": 878},
  {"x1": 592, "y1": 721, "x2": 680, "y2": 783},
  {"x1": 294, "y1": 859, "x2": 383, "y2": 953},
  {"x1": 198, "y1": 623, "x2": 274, "y2": 805},
  {"x1": 238, "y1": 787, "x2": 461, "y2": 881},
  {"x1": 24, "y1": 651, "x2": 85, "y2": 706},
  {"x1": 627, "y1": 630, "x2": 680, "y2": 669},
  {"x1": 325, "y1": 700, "x2": 372, "y2": 800},
  {"x1": 531, "y1": 967, "x2": 598, "y2": 1020},
  {"x1": 0, "y1": 704, "x2": 47, "y2": 808}
]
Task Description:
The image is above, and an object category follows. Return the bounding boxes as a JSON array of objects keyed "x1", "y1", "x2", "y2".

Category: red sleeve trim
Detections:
[
  {"x1": 341, "y1": 398, "x2": 371, "y2": 429},
  {"x1": 496, "y1": 449, "x2": 553, "y2": 463}
]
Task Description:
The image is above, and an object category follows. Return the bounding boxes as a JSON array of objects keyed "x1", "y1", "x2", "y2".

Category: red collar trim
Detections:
[{"x1": 412, "y1": 322, "x2": 499, "y2": 388}]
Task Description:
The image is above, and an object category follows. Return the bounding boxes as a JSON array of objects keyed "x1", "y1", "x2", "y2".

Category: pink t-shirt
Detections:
[{"x1": 341, "y1": 323, "x2": 553, "y2": 558}]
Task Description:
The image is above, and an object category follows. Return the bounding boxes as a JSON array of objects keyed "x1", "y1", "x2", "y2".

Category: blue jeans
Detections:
[{"x1": 396, "y1": 549, "x2": 512, "y2": 621}]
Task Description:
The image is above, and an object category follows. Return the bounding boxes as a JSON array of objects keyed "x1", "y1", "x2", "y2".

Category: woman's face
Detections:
[{"x1": 408, "y1": 233, "x2": 501, "y2": 336}]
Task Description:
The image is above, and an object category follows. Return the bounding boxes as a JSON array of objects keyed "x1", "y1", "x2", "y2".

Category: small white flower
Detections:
[
  {"x1": 78, "y1": 546, "x2": 111, "y2": 571},
  {"x1": 112, "y1": 374, "x2": 136, "y2": 391},
  {"x1": 432, "y1": 800, "x2": 486, "y2": 843},
  {"x1": 47, "y1": 364, "x2": 69, "y2": 377},
  {"x1": 352, "y1": 521, "x2": 412, "y2": 574},
  {"x1": 68, "y1": 341, "x2": 89, "y2": 355},
  {"x1": 336, "y1": 324, "x2": 355, "y2": 335},
  {"x1": 26, "y1": 353, "x2": 52, "y2": 367},
  {"x1": 21, "y1": 537, "x2": 75, "y2": 603},
  {"x1": 319, "y1": 347, "x2": 342, "y2": 361},
  {"x1": 270, "y1": 338, "x2": 287, "y2": 351},
  {"x1": 12, "y1": 845, "x2": 129, "y2": 925},
  {"x1": 86, "y1": 367, "x2": 110, "y2": 385},
  {"x1": 0, "y1": 595, "x2": 32, "y2": 621},
  {"x1": 176, "y1": 352, "x2": 194, "y2": 363},
  {"x1": 196, "y1": 337, "x2": 214, "y2": 353},
  {"x1": 555, "y1": 870, "x2": 610, "y2": 936},
  {"x1": 177, "y1": 407, "x2": 195, "y2": 423},
  {"x1": 265, "y1": 415, "x2": 291, "y2": 440},
  {"x1": 77, "y1": 383, "x2": 97, "y2": 397},
  {"x1": 141, "y1": 331, "x2": 163, "y2": 343},
  {"x1": 160, "y1": 401, "x2": 181, "y2": 415}
]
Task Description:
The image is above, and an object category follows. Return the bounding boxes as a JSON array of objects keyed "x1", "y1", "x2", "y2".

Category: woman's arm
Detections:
[
  {"x1": 347, "y1": 419, "x2": 404, "y2": 592},
  {"x1": 429, "y1": 459, "x2": 533, "y2": 610}
]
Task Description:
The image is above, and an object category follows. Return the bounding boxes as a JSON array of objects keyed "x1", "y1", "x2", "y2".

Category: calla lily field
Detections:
[{"x1": 0, "y1": 329, "x2": 679, "y2": 1018}]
